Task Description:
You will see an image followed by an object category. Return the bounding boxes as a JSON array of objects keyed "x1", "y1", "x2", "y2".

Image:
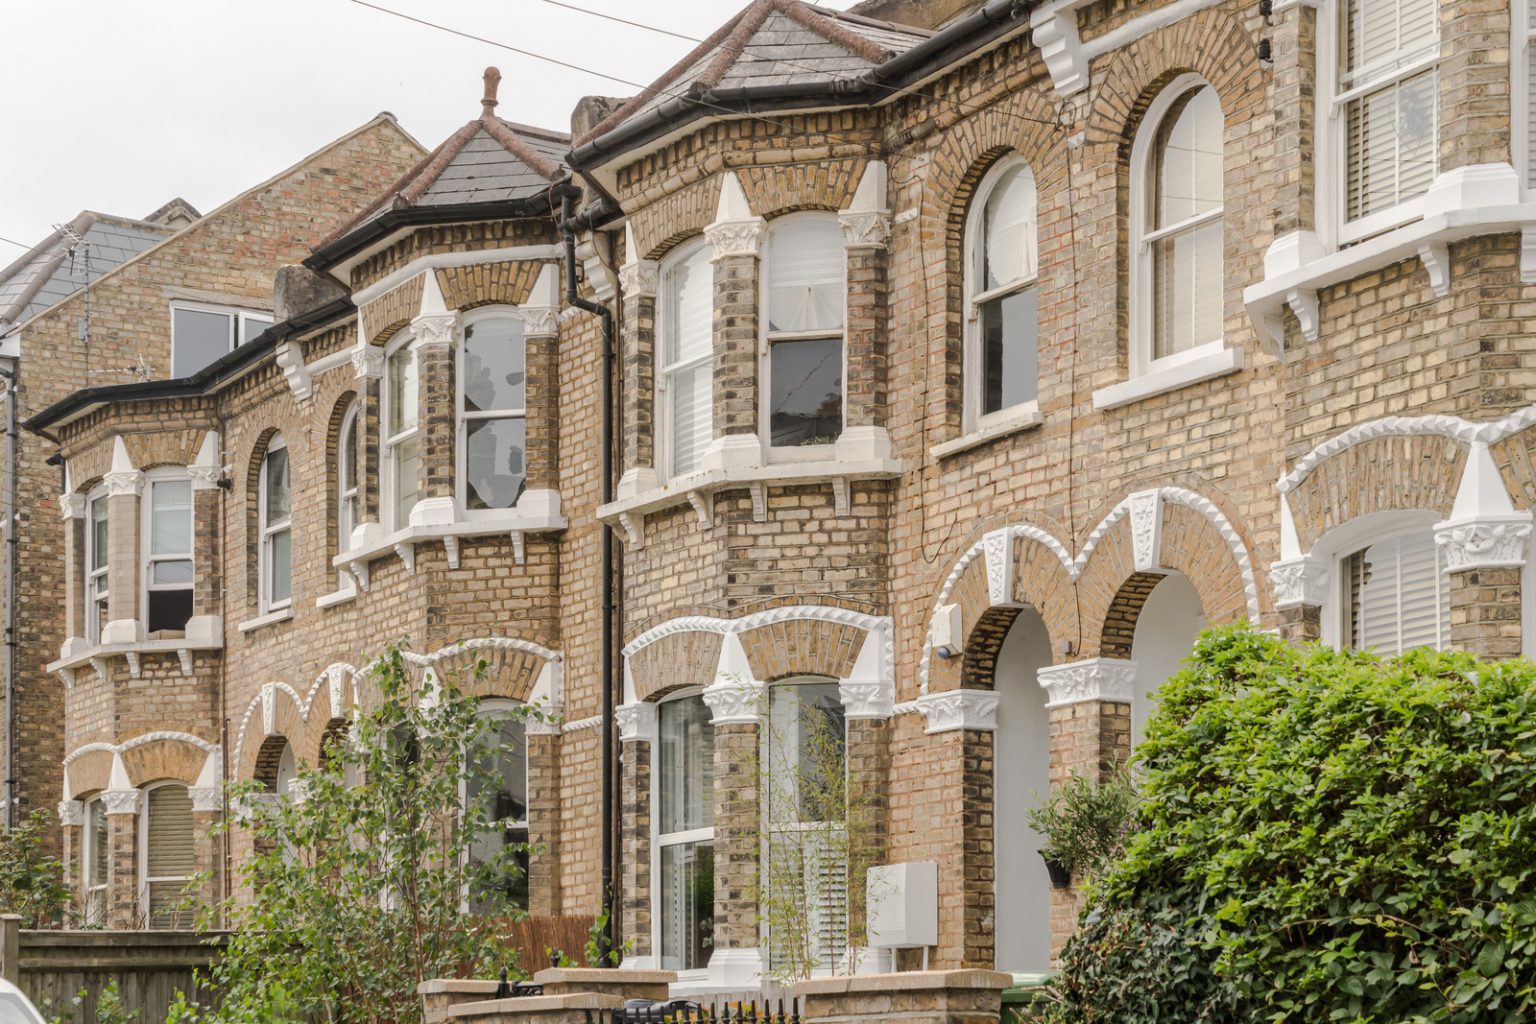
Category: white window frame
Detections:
[
  {"x1": 138, "y1": 781, "x2": 195, "y2": 929},
  {"x1": 84, "y1": 486, "x2": 109, "y2": 644},
  {"x1": 652, "y1": 688, "x2": 714, "y2": 982},
  {"x1": 456, "y1": 308, "x2": 528, "y2": 518},
  {"x1": 169, "y1": 301, "x2": 273, "y2": 378},
  {"x1": 383, "y1": 332, "x2": 420, "y2": 531},
  {"x1": 1514, "y1": 1, "x2": 1536, "y2": 196},
  {"x1": 1318, "y1": 0, "x2": 1442, "y2": 247},
  {"x1": 83, "y1": 795, "x2": 108, "y2": 925},
  {"x1": 657, "y1": 239, "x2": 713, "y2": 483},
  {"x1": 258, "y1": 435, "x2": 292, "y2": 615},
  {"x1": 461, "y1": 698, "x2": 531, "y2": 913},
  {"x1": 759, "y1": 213, "x2": 847, "y2": 463},
  {"x1": 964, "y1": 156, "x2": 1041, "y2": 432},
  {"x1": 1128, "y1": 74, "x2": 1226, "y2": 381},
  {"x1": 335, "y1": 402, "x2": 359, "y2": 576},
  {"x1": 1315, "y1": 510, "x2": 1447, "y2": 652},
  {"x1": 141, "y1": 468, "x2": 194, "y2": 636}
]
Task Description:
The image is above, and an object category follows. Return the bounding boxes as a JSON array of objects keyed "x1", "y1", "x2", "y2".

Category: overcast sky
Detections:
[{"x1": 0, "y1": 0, "x2": 857, "y2": 252}]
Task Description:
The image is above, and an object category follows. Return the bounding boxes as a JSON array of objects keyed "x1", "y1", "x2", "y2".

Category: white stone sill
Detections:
[
  {"x1": 1242, "y1": 202, "x2": 1536, "y2": 352},
  {"x1": 237, "y1": 607, "x2": 293, "y2": 634},
  {"x1": 332, "y1": 511, "x2": 568, "y2": 573},
  {"x1": 315, "y1": 585, "x2": 358, "y2": 610},
  {"x1": 1091, "y1": 346, "x2": 1245, "y2": 411},
  {"x1": 930, "y1": 408, "x2": 1044, "y2": 459},
  {"x1": 595, "y1": 456, "x2": 906, "y2": 524},
  {"x1": 48, "y1": 637, "x2": 222, "y2": 681}
]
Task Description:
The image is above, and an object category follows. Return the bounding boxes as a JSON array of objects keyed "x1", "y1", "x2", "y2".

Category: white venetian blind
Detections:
[
  {"x1": 662, "y1": 245, "x2": 714, "y2": 477},
  {"x1": 1527, "y1": 3, "x2": 1536, "y2": 188},
  {"x1": 1341, "y1": 0, "x2": 1439, "y2": 221},
  {"x1": 1345, "y1": 528, "x2": 1449, "y2": 655},
  {"x1": 767, "y1": 218, "x2": 844, "y2": 335},
  {"x1": 145, "y1": 785, "x2": 196, "y2": 928}
]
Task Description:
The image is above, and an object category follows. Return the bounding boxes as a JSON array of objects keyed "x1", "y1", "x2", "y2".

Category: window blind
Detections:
[
  {"x1": 663, "y1": 246, "x2": 715, "y2": 476},
  {"x1": 1341, "y1": 0, "x2": 1439, "y2": 221},
  {"x1": 1346, "y1": 528, "x2": 1448, "y2": 655},
  {"x1": 145, "y1": 785, "x2": 196, "y2": 929},
  {"x1": 767, "y1": 218, "x2": 844, "y2": 335}
]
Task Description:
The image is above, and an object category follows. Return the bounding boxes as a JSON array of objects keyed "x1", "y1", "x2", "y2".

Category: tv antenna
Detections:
[{"x1": 53, "y1": 222, "x2": 92, "y2": 350}]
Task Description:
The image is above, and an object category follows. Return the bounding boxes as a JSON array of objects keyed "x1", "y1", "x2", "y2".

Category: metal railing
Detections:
[{"x1": 601, "y1": 996, "x2": 802, "y2": 1024}]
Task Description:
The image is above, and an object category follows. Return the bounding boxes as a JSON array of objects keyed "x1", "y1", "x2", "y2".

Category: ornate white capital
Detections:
[
  {"x1": 616, "y1": 701, "x2": 658, "y2": 743},
  {"x1": 705, "y1": 219, "x2": 766, "y2": 261},
  {"x1": 838, "y1": 210, "x2": 891, "y2": 250},
  {"x1": 526, "y1": 716, "x2": 562, "y2": 736},
  {"x1": 838, "y1": 679, "x2": 895, "y2": 720},
  {"x1": 187, "y1": 465, "x2": 222, "y2": 491},
  {"x1": 189, "y1": 786, "x2": 222, "y2": 813},
  {"x1": 516, "y1": 306, "x2": 560, "y2": 338},
  {"x1": 101, "y1": 788, "x2": 144, "y2": 816},
  {"x1": 351, "y1": 346, "x2": 385, "y2": 381},
  {"x1": 1269, "y1": 556, "x2": 1330, "y2": 609},
  {"x1": 59, "y1": 493, "x2": 85, "y2": 519},
  {"x1": 1037, "y1": 659, "x2": 1137, "y2": 709},
  {"x1": 286, "y1": 780, "x2": 310, "y2": 805},
  {"x1": 617, "y1": 259, "x2": 659, "y2": 299},
  {"x1": 1435, "y1": 512, "x2": 1535, "y2": 570},
  {"x1": 57, "y1": 800, "x2": 84, "y2": 827},
  {"x1": 701, "y1": 678, "x2": 764, "y2": 726},
  {"x1": 411, "y1": 312, "x2": 461, "y2": 349},
  {"x1": 915, "y1": 689, "x2": 999, "y2": 734},
  {"x1": 104, "y1": 470, "x2": 144, "y2": 498}
]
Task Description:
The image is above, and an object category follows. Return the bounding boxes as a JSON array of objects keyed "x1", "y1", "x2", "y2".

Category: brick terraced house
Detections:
[{"x1": 17, "y1": 0, "x2": 1536, "y2": 990}]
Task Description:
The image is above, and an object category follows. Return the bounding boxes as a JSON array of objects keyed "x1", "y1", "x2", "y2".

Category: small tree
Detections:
[
  {"x1": 201, "y1": 642, "x2": 539, "y2": 1024},
  {"x1": 0, "y1": 808, "x2": 69, "y2": 927}
]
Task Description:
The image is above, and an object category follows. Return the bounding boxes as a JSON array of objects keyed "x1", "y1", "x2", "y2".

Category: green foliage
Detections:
[
  {"x1": 198, "y1": 642, "x2": 537, "y2": 1024},
  {"x1": 1035, "y1": 626, "x2": 1536, "y2": 1024},
  {"x1": 162, "y1": 990, "x2": 202, "y2": 1024},
  {"x1": 583, "y1": 909, "x2": 629, "y2": 967},
  {"x1": 0, "y1": 808, "x2": 70, "y2": 927},
  {"x1": 94, "y1": 980, "x2": 139, "y2": 1024},
  {"x1": 1026, "y1": 770, "x2": 1138, "y2": 881}
]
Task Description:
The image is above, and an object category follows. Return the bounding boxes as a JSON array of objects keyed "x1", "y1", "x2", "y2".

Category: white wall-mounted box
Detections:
[{"x1": 866, "y1": 861, "x2": 938, "y2": 949}]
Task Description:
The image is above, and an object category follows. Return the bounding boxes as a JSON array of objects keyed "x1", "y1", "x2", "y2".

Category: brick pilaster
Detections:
[
  {"x1": 1277, "y1": 603, "x2": 1322, "y2": 645},
  {"x1": 412, "y1": 313, "x2": 459, "y2": 507},
  {"x1": 711, "y1": 253, "x2": 760, "y2": 437},
  {"x1": 191, "y1": 483, "x2": 221, "y2": 619},
  {"x1": 1447, "y1": 567, "x2": 1523, "y2": 659},
  {"x1": 60, "y1": 497, "x2": 84, "y2": 640},
  {"x1": 102, "y1": 470, "x2": 143, "y2": 638},
  {"x1": 844, "y1": 716, "x2": 888, "y2": 945},
  {"x1": 617, "y1": 264, "x2": 657, "y2": 495},
  {"x1": 1271, "y1": 2, "x2": 1319, "y2": 235},
  {"x1": 352, "y1": 347, "x2": 384, "y2": 525},
  {"x1": 103, "y1": 792, "x2": 141, "y2": 929},
  {"x1": 521, "y1": 309, "x2": 560, "y2": 496},
  {"x1": 960, "y1": 728, "x2": 994, "y2": 969},
  {"x1": 842, "y1": 244, "x2": 889, "y2": 430},
  {"x1": 527, "y1": 728, "x2": 562, "y2": 919},
  {"x1": 192, "y1": 807, "x2": 221, "y2": 926},
  {"x1": 712, "y1": 721, "x2": 760, "y2": 953},
  {"x1": 620, "y1": 735, "x2": 652, "y2": 959},
  {"x1": 1437, "y1": 0, "x2": 1512, "y2": 171}
]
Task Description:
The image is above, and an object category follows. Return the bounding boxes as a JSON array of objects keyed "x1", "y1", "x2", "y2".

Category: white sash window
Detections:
[
  {"x1": 658, "y1": 242, "x2": 714, "y2": 480},
  {"x1": 85, "y1": 489, "x2": 108, "y2": 643},
  {"x1": 259, "y1": 437, "x2": 292, "y2": 613},
  {"x1": 336, "y1": 402, "x2": 358, "y2": 577},
  {"x1": 385, "y1": 336, "x2": 420, "y2": 529},
  {"x1": 144, "y1": 473, "x2": 193, "y2": 636},
  {"x1": 655, "y1": 692, "x2": 714, "y2": 974},
  {"x1": 459, "y1": 313, "x2": 528, "y2": 513},
  {"x1": 965, "y1": 158, "x2": 1039, "y2": 431},
  {"x1": 141, "y1": 784, "x2": 196, "y2": 929},
  {"x1": 763, "y1": 215, "x2": 845, "y2": 453}
]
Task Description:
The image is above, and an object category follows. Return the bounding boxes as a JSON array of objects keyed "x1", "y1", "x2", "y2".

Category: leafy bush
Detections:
[
  {"x1": 1027, "y1": 770, "x2": 1138, "y2": 881},
  {"x1": 1036, "y1": 626, "x2": 1536, "y2": 1024},
  {"x1": 197, "y1": 642, "x2": 538, "y2": 1024},
  {"x1": 0, "y1": 808, "x2": 69, "y2": 927}
]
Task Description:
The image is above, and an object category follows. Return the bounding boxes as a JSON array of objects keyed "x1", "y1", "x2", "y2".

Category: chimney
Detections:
[{"x1": 482, "y1": 67, "x2": 501, "y2": 118}]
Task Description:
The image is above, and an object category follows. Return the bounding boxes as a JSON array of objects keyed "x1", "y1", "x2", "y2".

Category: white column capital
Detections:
[
  {"x1": 616, "y1": 701, "x2": 658, "y2": 743},
  {"x1": 59, "y1": 493, "x2": 86, "y2": 519},
  {"x1": 1435, "y1": 512, "x2": 1535, "y2": 571},
  {"x1": 352, "y1": 346, "x2": 385, "y2": 381},
  {"x1": 100, "y1": 788, "x2": 144, "y2": 816},
  {"x1": 57, "y1": 799, "x2": 84, "y2": 827},
  {"x1": 701, "y1": 677, "x2": 764, "y2": 726},
  {"x1": 515, "y1": 306, "x2": 560, "y2": 338},
  {"x1": 617, "y1": 259, "x2": 659, "y2": 299},
  {"x1": 705, "y1": 219, "x2": 767, "y2": 261},
  {"x1": 1037, "y1": 658, "x2": 1137, "y2": 709},
  {"x1": 187, "y1": 465, "x2": 222, "y2": 491},
  {"x1": 838, "y1": 210, "x2": 892, "y2": 250},
  {"x1": 103, "y1": 470, "x2": 144, "y2": 498},
  {"x1": 1269, "y1": 555, "x2": 1331, "y2": 609},
  {"x1": 189, "y1": 786, "x2": 223, "y2": 813},
  {"x1": 410, "y1": 311, "x2": 461, "y2": 349},
  {"x1": 915, "y1": 688, "x2": 999, "y2": 733}
]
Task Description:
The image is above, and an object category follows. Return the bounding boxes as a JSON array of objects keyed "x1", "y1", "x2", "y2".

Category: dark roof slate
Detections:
[{"x1": 0, "y1": 212, "x2": 178, "y2": 327}]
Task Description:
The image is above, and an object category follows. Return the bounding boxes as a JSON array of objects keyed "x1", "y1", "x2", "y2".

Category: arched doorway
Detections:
[
  {"x1": 1128, "y1": 573, "x2": 1206, "y2": 749},
  {"x1": 992, "y1": 607, "x2": 1053, "y2": 973}
]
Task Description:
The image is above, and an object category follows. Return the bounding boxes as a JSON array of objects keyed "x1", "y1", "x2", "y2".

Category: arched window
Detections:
[
  {"x1": 658, "y1": 241, "x2": 713, "y2": 480},
  {"x1": 762, "y1": 215, "x2": 844, "y2": 451},
  {"x1": 143, "y1": 469, "x2": 193, "y2": 636},
  {"x1": 258, "y1": 436, "x2": 292, "y2": 614},
  {"x1": 1132, "y1": 77, "x2": 1224, "y2": 374},
  {"x1": 465, "y1": 699, "x2": 530, "y2": 914},
  {"x1": 459, "y1": 311, "x2": 528, "y2": 513},
  {"x1": 763, "y1": 679, "x2": 848, "y2": 976},
  {"x1": 336, "y1": 401, "x2": 358, "y2": 565},
  {"x1": 85, "y1": 486, "x2": 109, "y2": 644},
  {"x1": 83, "y1": 795, "x2": 108, "y2": 925},
  {"x1": 140, "y1": 783, "x2": 196, "y2": 929},
  {"x1": 384, "y1": 333, "x2": 420, "y2": 529},
  {"x1": 1339, "y1": 523, "x2": 1449, "y2": 655},
  {"x1": 965, "y1": 157, "x2": 1039, "y2": 432},
  {"x1": 654, "y1": 691, "x2": 713, "y2": 974}
]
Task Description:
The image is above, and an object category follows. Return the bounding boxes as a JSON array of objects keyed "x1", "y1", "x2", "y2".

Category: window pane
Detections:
[
  {"x1": 90, "y1": 801, "x2": 107, "y2": 885},
  {"x1": 264, "y1": 447, "x2": 291, "y2": 524},
  {"x1": 768, "y1": 683, "x2": 846, "y2": 825},
  {"x1": 340, "y1": 411, "x2": 357, "y2": 491},
  {"x1": 980, "y1": 286, "x2": 1039, "y2": 414},
  {"x1": 659, "y1": 696, "x2": 713, "y2": 835},
  {"x1": 151, "y1": 479, "x2": 192, "y2": 556},
  {"x1": 1344, "y1": 0, "x2": 1438, "y2": 90},
  {"x1": 1152, "y1": 219, "x2": 1224, "y2": 358},
  {"x1": 90, "y1": 500, "x2": 109, "y2": 572},
  {"x1": 172, "y1": 309, "x2": 232, "y2": 378},
  {"x1": 465, "y1": 416, "x2": 527, "y2": 511},
  {"x1": 1346, "y1": 529, "x2": 1448, "y2": 656},
  {"x1": 1153, "y1": 86, "x2": 1223, "y2": 229},
  {"x1": 240, "y1": 315, "x2": 273, "y2": 346},
  {"x1": 152, "y1": 559, "x2": 194, "y2": 586},
  {"x1": 393, "y1": 435, "x2": 420, "y2": 527},
  {"x1": 770, "y1": 336, "x2": 842, "y2": 446},
  {"x1": 659, "y1": 841, "x2": 714, "y2": 972},
  {"x1": 388, "y1": 345, "x2": 418, "y2": 435},
  {"x1": 767, "y1": 218, "x2": 844, "y2": 334},
  {"x1": 463, "y1": 319, "x2": 527, "y2": 413},
  {"x1": 147, "y1": 589, "x2": 193, "y2": 634},
  {"x1": 147, "y1": 786, "x2": 195, "y2": 876},
  {"x1": 982, "y1": 163, "x2": 1037, "y2": 291},
  {"x1": 663, "y1": 246, "x2": 713, "y2": 367},
  {"x1": 467, "y1": 710, "x2": 530, "y2": 913},
  {"x1": 669, "y1": 363, "x2": 711, "y2": 477},
  {"x1": 268, "y1": 527, "x2": 292, "y2": 605},
  {"x1": 1345, "y1": 69, "x2": 1438, "y2": 220}
]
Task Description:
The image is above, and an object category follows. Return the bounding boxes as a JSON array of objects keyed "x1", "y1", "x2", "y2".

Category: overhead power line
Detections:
[{"x1": 0, "y1": 236, "x2": 31, "y2": 251}]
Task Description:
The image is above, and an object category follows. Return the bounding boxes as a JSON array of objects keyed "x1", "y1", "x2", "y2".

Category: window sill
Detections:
[
  {"x1": 315, "y1": 584, "x2": 358, "y2": 610},
  {"x1": 930, "y1": 407, "x2": 1044, "y2": 459},
  {"x1": 333, "y1": 506, "x2": 568, "y2": 587},
  {"x1": 48, "y1": 634, "x2": 223, "y2": 685},
  {"x1": 237, "y1": 607, "x2": 293, "y2": 634},
  {"x1": 1091, "y1": 346, "x2": 1244, "y2": 411}
]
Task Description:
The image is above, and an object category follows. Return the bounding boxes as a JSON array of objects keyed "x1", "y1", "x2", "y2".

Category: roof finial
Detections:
[{"x1": 481, "y1": 67, "x2": 501, "y2": 117}]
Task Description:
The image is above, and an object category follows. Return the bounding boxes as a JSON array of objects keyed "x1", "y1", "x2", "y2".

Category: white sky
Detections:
[{"x1": 0, "y1": 0, "x2": 857, "y2": 252}]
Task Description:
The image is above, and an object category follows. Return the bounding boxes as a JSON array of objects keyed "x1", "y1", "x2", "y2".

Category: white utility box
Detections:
[{"x1": 866, "y1": 861, "x2": 938, "y2": 949}]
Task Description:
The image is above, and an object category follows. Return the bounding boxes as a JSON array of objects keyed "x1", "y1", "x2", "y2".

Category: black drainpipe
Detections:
[
  {"x1": 558, "y1": 188, "x2": 621, "y2": 959},
  {"x1": 0, "y1": 366, "x2": 15, "y2": 829}
]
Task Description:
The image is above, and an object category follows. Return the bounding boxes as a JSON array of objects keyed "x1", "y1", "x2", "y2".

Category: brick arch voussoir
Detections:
[
  {"x1": 630, "y1": 630, "x2": 725, "y2": 704},
  {"x1": 737, "y1": 617, "x2": 869, "y2": 684},
  {"x1": 1287, "y1": 434, "x2": 1467, "y2": 551},
  {"x1": 457, "y1": 647, "x2": 545, "y2": 704},
  {"x1": 1158, "y1": 502, "x2": 1250, "y2": 627},
  {"x1": 252, "y1": 735, "x2": 295, "y2": 790},
  {"x1": 120, "y1": 738, "x2": 210, "y2": 789},
  {"x1": 66, "y1": 750, "x2": 114, "y2": 801}
]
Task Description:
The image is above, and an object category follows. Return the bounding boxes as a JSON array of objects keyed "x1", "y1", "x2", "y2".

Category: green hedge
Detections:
[{"x1": 1037, "y1": 626, "x2": 1536, "y2": 1023}]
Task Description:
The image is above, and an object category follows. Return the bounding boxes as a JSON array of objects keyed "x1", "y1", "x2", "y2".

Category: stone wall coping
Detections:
[
  {"x1": 597, "y1": 456, "x2": 905, "y2": 526},
  {"x1": 435, "y1": 993, "x2": 626, "y2": 1020},
  {"x1": 532, "y1": 967, "x2": 679, "y2": 985},
  {"x1": 418, "y1": 980, "x2": 503, "y2": 995},
  {"x1": 792, "y1": 969, "x2": 1015, "y2": 996}
]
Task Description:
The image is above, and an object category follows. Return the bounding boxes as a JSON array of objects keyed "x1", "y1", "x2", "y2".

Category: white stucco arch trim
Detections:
[{"x1": 61, "y1": 732, "x2": 222, "y2": 802}]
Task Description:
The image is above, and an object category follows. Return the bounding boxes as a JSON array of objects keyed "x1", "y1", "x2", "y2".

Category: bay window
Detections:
[
  {"x1": 143, "y1": 473, "x2": 193, "y2": 636},
  {"x1": 658, "y1": 242, "x2": 713, "y2": 480},
  {"x1": 763, "y1": 216, "x2": 844, "y2": 451},
  {"x1": 1340, "y1": 525, "x2": 1449, "y2": 655},
  {"x1": 966, "y1": 158, "x2": 1039, "y2": 430},
  {"x1": 655, "y1": 693, "x2": 714, "y2": 973},
  {"x1": 466, "y1": 700, "x2": 529, "y2": 914},
  {"x1": 385, "y1": 337, "x2": 420, "y2": 529},
  {"x1": 459, "y1": 313, "x2": 527, "y2": 513},
  {"x1": 85, "y1": 488, "x2": 108, "y2": 643},
  {"x1": 141, "y1": 783, "x2": 195, "y2": 929},
  {"x1": 259, "y1": 437, "x2": 292, "y2": 613}
]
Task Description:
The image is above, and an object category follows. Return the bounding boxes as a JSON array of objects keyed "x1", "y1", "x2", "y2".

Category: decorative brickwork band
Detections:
[
  {"x1": 1037, "y1": 659, "x2": 1137, "y2": 709},
  {"x1": 915, "y1": 689, "x2": 999, "y2": 733},
  {"x1": 615, "y1": 701, "x2": 658, "y2": 743},
  {"x1": 1434, "y1": 513, "x2": 1534, "y2": 571},
  {"x1": 1269, "y1": 555, "x2": 1330, "y2": 609}
]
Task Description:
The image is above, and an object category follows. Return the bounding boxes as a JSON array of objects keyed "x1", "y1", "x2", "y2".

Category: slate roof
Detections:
[
  {"x1": 0, "y1": 208, "x2": 188, "y2": 328},
  {"x1": 318, "y1": 73, "x2": 568, "y2": 254},
  {"x1": 577, "y1": 0, "x2": 932, "y2": 148}
]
